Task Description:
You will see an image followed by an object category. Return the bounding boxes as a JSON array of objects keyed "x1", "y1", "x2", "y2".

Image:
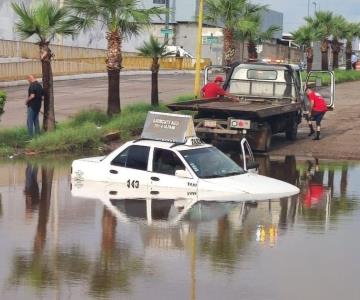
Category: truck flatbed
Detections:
[{"x1": 168, "y1": 97, "x2": 301, "y2": 119}]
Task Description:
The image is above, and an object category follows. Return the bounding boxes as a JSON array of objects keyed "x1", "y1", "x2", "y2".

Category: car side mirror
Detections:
[{"x1": 175, "y1": 169, "x2": 192, "y2": 179}]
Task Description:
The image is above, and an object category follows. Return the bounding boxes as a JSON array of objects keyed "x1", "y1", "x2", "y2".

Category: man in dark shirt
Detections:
[{"x1": 26, "y1": 74, "x2": 43, "y2": 137}]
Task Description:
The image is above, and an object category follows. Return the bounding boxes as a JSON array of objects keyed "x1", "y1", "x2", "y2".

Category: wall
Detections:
[{"x1": 238, "y1": 41, "x2": 302, "y2": 64}]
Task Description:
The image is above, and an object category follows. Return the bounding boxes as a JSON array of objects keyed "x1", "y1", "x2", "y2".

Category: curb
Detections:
[{"x1": 0, "y1": 70, "x2": 196, "y2": 88}]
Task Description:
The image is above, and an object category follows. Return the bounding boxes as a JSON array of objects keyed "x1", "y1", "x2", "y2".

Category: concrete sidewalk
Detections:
[{"x1": 0, "y1": 69, "x2": 196, "y2": 88}]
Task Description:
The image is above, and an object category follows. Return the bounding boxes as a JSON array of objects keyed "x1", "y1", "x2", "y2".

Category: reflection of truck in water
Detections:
[{"x1": 168, "y1": 63, "x2": 335, "y2": 151}]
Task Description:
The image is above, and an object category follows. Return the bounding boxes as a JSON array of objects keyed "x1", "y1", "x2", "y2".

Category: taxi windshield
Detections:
[{"x1": 180, "y1": 147, "x2": 245, "y2": 179}]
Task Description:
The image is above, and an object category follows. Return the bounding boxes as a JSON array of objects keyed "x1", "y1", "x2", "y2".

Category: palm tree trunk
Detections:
[
  {"x1": 106, "y1": 30, "x2": 122, "y2": 115},
  {"x1": 223, "y1": 27, "x2": 235, "y2": 66},
  {"x1": 241, "y1": 41, "x2": 245, "y2": 61},
  {"x1": 34, "y1": 167, "x2": 53, "y2": 254},
  {"x1": 247, "y1": 40, "x2": 258, "y2": 60},
  {"x1": 345, "y1": 40, "x2": 352, "y2": 70},
  {"x1": 306, "y1": 47, "x2": 313, "y2": 73},
  {"x1": 331, "y1": 39, "x2": 341, "y2": 69},
  {"x1": 321, "y1": 39, "x2": 329, "y2": 71},
  {"x1": 39, "y1": 42, "x2": 55, "y2": 131},
  {"x1": 151, "y1": 58, "x2": 160, "y2": 106}
]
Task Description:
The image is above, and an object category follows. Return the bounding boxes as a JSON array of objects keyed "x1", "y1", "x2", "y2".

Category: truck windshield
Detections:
[{"x1": 180, "y1": 147, "x2": 245, "y2": 179}]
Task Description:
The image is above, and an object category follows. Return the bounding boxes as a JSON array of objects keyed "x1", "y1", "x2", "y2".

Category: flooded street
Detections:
[{"x1": 0, "y1": 156, "x2": 360, "y2": 300}]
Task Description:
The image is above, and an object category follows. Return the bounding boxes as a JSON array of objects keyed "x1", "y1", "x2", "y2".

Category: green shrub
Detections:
[
  {"x1": 0, "y1": 127, "x2": 28, "y2": 148},
  {"x1": 26, "y1": 123, "x2": 104, "y2": 153},
  {"x1": 0, "y1": 90, "x2": 6, "y2": 116}
]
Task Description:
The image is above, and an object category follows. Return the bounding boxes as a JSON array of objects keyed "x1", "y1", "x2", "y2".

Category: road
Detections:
[
  {"x1": 0, "y1": 73, "x2": 194, "y2": 128},
  {"x1": 270, "y1": 80, "x2": 360, "y2": 159},
  {"x1": 1, "y1": 74, "x2": 360, "y2": 159}
]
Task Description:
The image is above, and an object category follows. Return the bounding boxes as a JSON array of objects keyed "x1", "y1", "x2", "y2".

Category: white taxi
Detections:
[{"x1": 71, "y1": 112, "x2": 299, "y2": 201}]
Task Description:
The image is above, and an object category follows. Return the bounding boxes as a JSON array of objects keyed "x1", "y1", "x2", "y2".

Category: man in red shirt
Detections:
[
  {"x1": 201, "y1": 75, "x2": 228, "y2": 99},
  {"x1": 306, "y1": 88, "x2": 328, "y2": 140}
]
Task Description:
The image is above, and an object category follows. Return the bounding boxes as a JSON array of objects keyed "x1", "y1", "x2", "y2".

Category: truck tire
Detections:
[
  {"x1": 285, "y1": 122, "x2": 298, "y2": 141},
  {"x1": 258, "y1": 123, "x2": 272, "y2": 152}
]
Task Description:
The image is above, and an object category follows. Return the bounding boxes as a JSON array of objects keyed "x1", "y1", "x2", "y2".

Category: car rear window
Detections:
[{"x1": 247, "y1": 69, "x2": 277, "y2": 80}]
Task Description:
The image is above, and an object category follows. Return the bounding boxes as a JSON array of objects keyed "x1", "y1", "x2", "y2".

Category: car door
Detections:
[
  {"x1": 150, "y1": 148, "x2": 198, "y2": 199},
  {"x1": 305, "y1": 71, "x2": 335, "y2": 109},
  {"x1": 107, "y1": 144, "x2": 151, "y2": 192}
]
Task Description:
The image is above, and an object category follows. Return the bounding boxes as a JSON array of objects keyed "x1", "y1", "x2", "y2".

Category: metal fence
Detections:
[{"x1": 0, "y1": 57, "x2": 211, "y2": 81}]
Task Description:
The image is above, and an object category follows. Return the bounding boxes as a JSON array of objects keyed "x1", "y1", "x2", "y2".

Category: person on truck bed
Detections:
[
  {"x1": 306, "y1": 88, "x2": 328, "y2": 140},
  {"x1": 201, "y1": 75, "x2": 230, "y2": 99}
]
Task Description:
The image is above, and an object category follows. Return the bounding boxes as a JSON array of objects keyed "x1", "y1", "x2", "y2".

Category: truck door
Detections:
[
  {"x1": 240, "y1": 138, "x2": 259, "y2": 173},
  {"x1": 305, "y1": 71, "x2": 335, "y2": 109},
  {"x1": 204, "y1": 65, "x2": 230, "y2": 87}
]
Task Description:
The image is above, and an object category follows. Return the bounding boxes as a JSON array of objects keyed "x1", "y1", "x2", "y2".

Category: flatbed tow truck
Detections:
[{"x1": 168, "y1": 62, "x2": 335, "y2": 151}]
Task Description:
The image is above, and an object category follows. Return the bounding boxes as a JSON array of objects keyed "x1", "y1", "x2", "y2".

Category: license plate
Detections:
[
  {"x1": 230, "y1": 119, "x2": 251, "y2": 129},
  {"x1": 204, "y1": 120, "x2": 217, "y2": 128}
]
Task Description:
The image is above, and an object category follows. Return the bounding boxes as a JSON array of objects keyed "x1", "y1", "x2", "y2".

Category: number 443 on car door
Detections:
[{"x1": 127, "y1": 179, "x2": 139, "y2": 188}]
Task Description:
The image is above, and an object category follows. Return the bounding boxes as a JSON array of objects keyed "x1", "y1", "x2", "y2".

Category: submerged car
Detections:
[{"x1": 71, "y1": 112, "x2": 299, "y2": 201}]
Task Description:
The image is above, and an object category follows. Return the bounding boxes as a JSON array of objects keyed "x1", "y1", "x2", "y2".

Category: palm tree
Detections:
[
  {"x1": 66, "y1": 0, "x2": 165, "y2": 115},
  {"x1": 344, "y1": 22, "x2": 360, "y2": 70},
  {"x1": 292, "y1": 25, "x2": 317, "y2": 73},
  {"x1": 305, "y1": 11, "x2": 334, "y2": 71},
  {"x1": 137, "y1": 35, "x2": 169, "y2": 106},
  {"x1": 330, "y1": 15, "x2": 347, "y2": 69},
  {"x1": 205, "y1": 0, "x2": 266, "y2": 66},
  {"x1": 237, "y1": 13, "x2": 280, "y2": 60},
  {"x1": 12, "y1": 1, "x2": 76, "y2": 131}
]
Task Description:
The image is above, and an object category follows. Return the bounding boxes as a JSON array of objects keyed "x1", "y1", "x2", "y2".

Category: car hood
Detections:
[
  {"x1": 198, "y1": 173, "x2": 299, "y2": 201},
  {"x1": 75, "y1": 156, "x2": 105, "y2": 163}
]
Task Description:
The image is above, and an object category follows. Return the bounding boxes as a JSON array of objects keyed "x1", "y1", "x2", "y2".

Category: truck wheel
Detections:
[
  {"x1": 285, "y1": 122, "x2": 298, "y2": 141},
  {"x1": 259, "y1": 123, "x2": 272, "y2": 152}
]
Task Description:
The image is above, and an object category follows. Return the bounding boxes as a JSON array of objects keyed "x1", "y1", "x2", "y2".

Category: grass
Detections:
[
  {"x1": 0, "y1": 90, "x2": 6, "y2": 115},
  {"x1": 0, "y1": 102, "x2": 172, "y2": 157},
  {"x1": 302, "y1": 69, "x2": 360, "y2": 86},
  {"x1": 173, "y1": 94, "x2": 195, "y2": 102}
]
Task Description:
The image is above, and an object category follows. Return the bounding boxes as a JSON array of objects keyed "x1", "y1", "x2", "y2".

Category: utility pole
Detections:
[
  {"x1": 165, "y1": 0, "x2": 170, "y2": 44},
  {"x1": 194, "y1": 0, "x2": 204, "y2": 98},
  {"x1": 307, "y1": 0, "x2": 310, "y2": 17}
]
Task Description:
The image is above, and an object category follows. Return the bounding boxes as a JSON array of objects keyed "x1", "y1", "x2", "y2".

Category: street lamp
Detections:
[{"x1": 312, "y1": 1, "x2": 317, "y2": 14}]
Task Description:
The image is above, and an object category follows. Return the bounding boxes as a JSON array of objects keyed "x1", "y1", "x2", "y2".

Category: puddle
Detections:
[{"x1": 0, "y1": 156, "x2": 359, "y2": 299}]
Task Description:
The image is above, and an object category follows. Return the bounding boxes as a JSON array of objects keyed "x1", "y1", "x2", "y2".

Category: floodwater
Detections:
[{"x1": 0, "y1": 155, "x2": 360, "y2": 300}]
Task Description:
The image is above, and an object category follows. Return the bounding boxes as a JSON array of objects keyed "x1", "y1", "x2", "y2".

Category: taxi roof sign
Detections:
[{"x1": 141, "y1": 111, "x2": 196, "y2": 143}]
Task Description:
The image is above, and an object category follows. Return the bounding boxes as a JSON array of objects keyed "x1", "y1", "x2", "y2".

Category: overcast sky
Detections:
[{"x1": 256, "y1": 0, "x2": 360, "y2": 33}]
